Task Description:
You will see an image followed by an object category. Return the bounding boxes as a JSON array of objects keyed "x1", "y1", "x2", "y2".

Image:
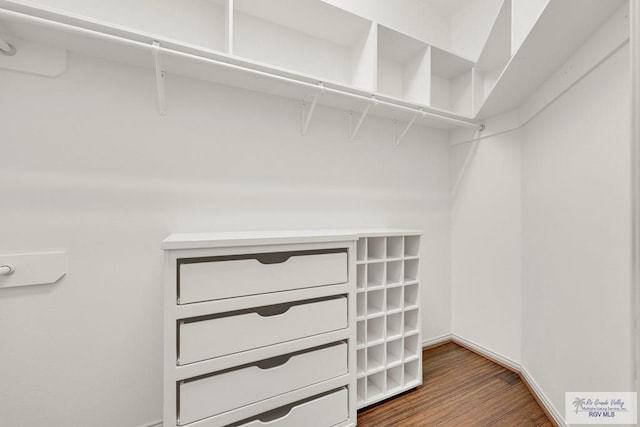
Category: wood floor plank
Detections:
[{"x1": 357, "y1": 343, "x2": 553, "y2": 427}]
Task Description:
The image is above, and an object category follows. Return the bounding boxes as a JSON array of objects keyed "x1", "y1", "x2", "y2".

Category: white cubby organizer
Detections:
[{"x1": 355, "y1": 231, "x2": 422, "y2": 408}]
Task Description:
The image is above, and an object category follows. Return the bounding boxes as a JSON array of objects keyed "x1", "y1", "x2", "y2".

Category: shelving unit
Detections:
[
  {"x1": 233, "y1": 0, "x2": 376, "y2": 91},
  {"x1": 355, "y1": 231, "x2": 422, "y2": 409},
  {"x1": 376, "y1": 25, "x2": 430, "y2": 104},
  {"x1": 0, "y1": 0, "x2": 482, "y2": 132},
  {"x1": 430, "y1": 46, "x2": 474, "y2": 117}
]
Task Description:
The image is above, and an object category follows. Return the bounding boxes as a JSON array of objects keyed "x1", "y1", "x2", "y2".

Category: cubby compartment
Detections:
[
  {"x1": 404, "y1": 359, "x2": 420, "y2": 387},
  {"x1": 367, "y1": 316, "x2": 385, "y2": 344},
  {"x1": 357, "y1": 237, "x2": 367, "y2": 262},
  {"x1": 377, "y1": 25, "x2": 430, "y2": 104},
  {"x1": 367, "y1": 371, "x2": 385, "y2": 401},
  {"x1": 233, "y1": 0, "x2": 376, "y2": 90},
  {"x1": 404, "y1": 283, "x2": 419, "y2": 309},
  {"x1": 386, "y1": 236, "x2": 403, "y2": 259},
  {"x1": 357, "y1": 377, "x2": 366, "y2": 406},
  {"x1": 386, "y1": 312, "x2": 402, "y2": 340},
  {"x1": 404, "y1": 235, "x2": 420, "y2": 257},
  {"x1": 355, "y1": 232, "x2": 422, "y2": 408},
  {"x1": 386, "y1": 260, "x2": 402, "y2": 286},
  {"x1": 357, "y1": 264, "x2": 366, "y2": 290},
  {"x1": 404, "y1": 334, "x2": 419, "y2": 362},
  {"x1": 357, "y1": 320, "x2": 366, "y2": 347},
  {"x1": 386, "y1": 338, "x2": 403, "y2": 367},
  {"x1": 386, "y1": 286, "x2": 402, "y2": 312},
  {"x1": 404, "y1": 259, "x2": 419, "y2": 282},
  {"x1": 367, "y1": 262, "x2": 384, "y2": 289},
  {"x1": 404, "y1": 308, "x2": 419, "y2": 335},
  {"x1": 367, "y1": 237, "x2": 386, "y2": 261},
  {"x1": 386, "y1": 365, "x2": 403, "y2": 393},
  {"x1": 367, "y1": 289, "x2": 384, "y2": 317},
  {"x1": 430, "y1": 46, "x2": 474, "y2": 117},
  {"x1": 357, "y1": 348, "x2": 366, "y2": 377},
  {"x1": 473, "y1": 0, "x2": 512, "y2": 113},
  {"x1": 367, "y1": 343, "x2": 385, "y2": 373},
  {"x1": 357, "y1": 292, "x2": 366, "y2": 318}
]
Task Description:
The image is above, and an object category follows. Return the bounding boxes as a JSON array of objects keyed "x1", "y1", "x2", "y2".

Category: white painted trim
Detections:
[
  {"x1": 450, "y1": 334, "x2": 521, "y2": 373},
  {"x1": 136, "y1": 421, "x2": 162, "y2": 427},
  {"x1": 422, "y1": 333, "x2": 452, "y2": 348},
  {"x1": 631, "y1": 0, "x2": 640, "y2": 413},
  {"x1": 519, "y1": 367, "x2": 567, "y2": 427}
]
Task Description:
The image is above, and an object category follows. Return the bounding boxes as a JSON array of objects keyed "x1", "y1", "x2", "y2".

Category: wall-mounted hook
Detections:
[
  {"x1": 0, "y1": 37, "x2": 16, "y2": 56},
  {"x1": 0, "y1": 265, "x2": 14, "y2": 276},
  {"x1": 152, "y1": 41, "x2": 166, "y2": 116}
]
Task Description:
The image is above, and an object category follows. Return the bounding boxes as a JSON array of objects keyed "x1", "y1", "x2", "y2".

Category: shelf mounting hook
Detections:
[
  {"x1": 152, "y1": 41, "x2": 166, "y2": 116},
  {"x1": 394, "y1": 108, "x2": 425, "y2": 147},
  {"x1": 301, "y1": 82, "x2": 325, "y2": 135},
  {"x1": 349, "y1": 96, "x2": 376, "y2": 142}
]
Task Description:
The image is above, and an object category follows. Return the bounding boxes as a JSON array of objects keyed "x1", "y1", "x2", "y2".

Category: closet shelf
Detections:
[
  {"x1": 0, "y1": 1, "x2": 481, "y2": 132},
  {"x1": 476, "y1": 0, "x2": 626, "y2": 119}
]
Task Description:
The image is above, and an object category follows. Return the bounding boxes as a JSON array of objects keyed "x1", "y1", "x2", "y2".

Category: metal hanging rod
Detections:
[{"x1": 0, "y1": 7, "x2": 482, "y2": 130}]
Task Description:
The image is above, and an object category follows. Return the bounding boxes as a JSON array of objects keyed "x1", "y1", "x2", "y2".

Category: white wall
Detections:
[
  {"x1": 450, "y1": 0, "x2": 503, "y2": 61},
  {"x1": 522, "y1": 46, "x2": 633, "y2": 418},
  {"x1": 450, "y1": 114, "x2": 522, "y2": 363},
  {"x1": 0, "y1": 50, "x2": 452, "y2": 427}
]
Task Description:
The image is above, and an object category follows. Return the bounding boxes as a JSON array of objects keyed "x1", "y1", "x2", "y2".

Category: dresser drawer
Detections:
[
  {"x1": 178, "y1": 249, "x2": 348, "y2": 304},
  {"x1": 235, "y1": 388, "x2": 348, "y2": 427},
  {"x1": 178, "y1": 342, "x2": 347, "y2": 425},
  {"x1": 179, "y1": 297, "x2": 347, "y2": 365}
]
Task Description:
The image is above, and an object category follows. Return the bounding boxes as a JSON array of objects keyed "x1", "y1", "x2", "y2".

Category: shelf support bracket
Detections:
[
  {"x1": 302, "y1": 83, "x2": 324, "y2": 135},
  {"x1": 394, "y1": 109, "x2": 424, "y2": 146},
  {"x1": 349, "y1": 96, "x2": 376, "y2": 141},
  {"x1": 152, "y1": 41, "x2": 166, "y2": 116}
]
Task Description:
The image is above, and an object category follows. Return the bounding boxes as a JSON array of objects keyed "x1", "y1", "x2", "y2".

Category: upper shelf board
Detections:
[{"x1": 476, "y1": 0, "x2": 626, "y2": 119}]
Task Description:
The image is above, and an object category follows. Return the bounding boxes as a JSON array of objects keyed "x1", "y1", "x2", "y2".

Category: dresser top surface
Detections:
[{"x1": 162, "y1": 228, "x2": 422, "y2": 250}]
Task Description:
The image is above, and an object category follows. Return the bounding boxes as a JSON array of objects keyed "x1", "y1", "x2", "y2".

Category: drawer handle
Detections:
[
  {"x1": 255, "y1": 303, "x2": 292, "y2": 318},
  {"x1": 255, "y1": 354, "x2": 292, "y2": 370},
  {"x1": 254, "y1": 253, "x2": 292, "y2": 265},
  {"x1": 256, "y1": 406, "x2": 294, "y2": 424}
]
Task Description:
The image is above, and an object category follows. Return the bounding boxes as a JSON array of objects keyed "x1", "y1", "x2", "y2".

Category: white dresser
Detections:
[{"x1": 162, "y1": 231, "x2": 358, "y2": 427}]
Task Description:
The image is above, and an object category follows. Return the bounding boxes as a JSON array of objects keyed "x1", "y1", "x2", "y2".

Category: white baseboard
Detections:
[
  {"x1": 423, "y1": 333, "x2": 566, "y2": 427},
  {"x1": 519, "y1": 367, "x2": 567, "y2": 427},
  {"x1": 137, "y1": 420, "x2": 162, "y2": 427},
  {"x1": 450, "y1": 334, "x2": 521, "y2": 373},
  {"x1": 422, "y1": 333, "x2": 453, "y2": 348}
]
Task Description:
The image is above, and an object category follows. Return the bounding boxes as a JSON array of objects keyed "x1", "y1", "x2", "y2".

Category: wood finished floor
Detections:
[{"x1": 357, "y1": 343, "x2": 553, "y2": 427}]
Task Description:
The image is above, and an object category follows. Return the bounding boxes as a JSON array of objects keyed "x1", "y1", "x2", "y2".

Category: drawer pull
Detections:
[
  {"x1": 254, "y1": 253, "x2": 292, "y2": 265},
  {"x1": 254, "y1": 303, "x2": 292, "y2": 317},
  {"x1": 257, "y1": 406, "x2": 293, "y2": 424},
  {"x1": 255, "y1": 355, "x2": 292, "y2": 370}
]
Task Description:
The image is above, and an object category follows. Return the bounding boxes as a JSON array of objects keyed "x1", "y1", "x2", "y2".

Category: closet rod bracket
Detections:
[
  {"x1": 394, "y1": 109, "x2": 424, "y2": 146},
  {"x1": 349, "y1": 96, "x2": 376, "y2": 141},
  {"x1": 301, "y1": 82, "x2": 325, "y2": 135},
  {"x1": 152, "y1": 41, "x2": 166, "y2": 116}
]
